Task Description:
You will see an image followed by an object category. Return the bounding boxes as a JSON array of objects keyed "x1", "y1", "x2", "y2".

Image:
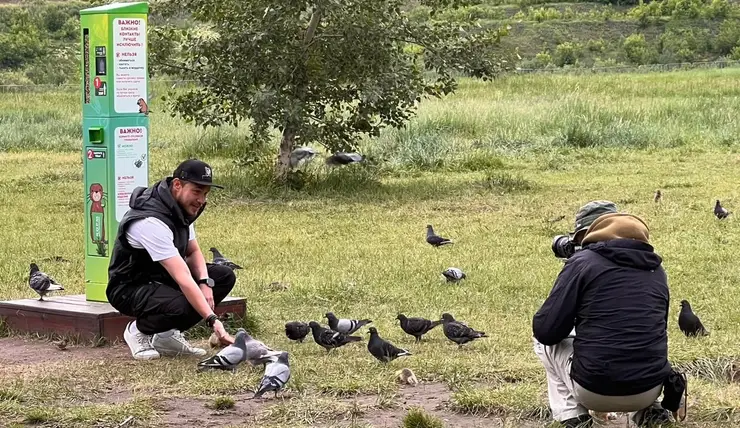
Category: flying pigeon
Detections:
[
  {"x1": 289, "y1": 147, "x2": 318, "y2": 169},
  {"x1": 715, "y1": 200, "x2": 731, "y2": 219},
  {"x1": 197, "y1": 329, "x2": 249, "y2": 372},
  {"x1": 442, "y1": 267, "x2": 466, "y2": 283},
  {"x1": 209, "y1": 247, "x2": 243, "y2": 270},
  {"x1": 244, "y1": 331, "x2": 283, "y2": 367},
  {"x1": 325, "y1": 152, "x2": 364, "y2": 166},
  {"x1": 325, "y1": 312, "x2": 372, "y2": 335},
  {"x1": 253, "y1": 351, "x2": 291, "y2": 399},
  {"x1": 426, "y1": 225, "x2": 453, "y2": 247},
  {"x1": 441, "y1": 313, "x2": 488, "y2": 347},
  {"x1": 308, "y1": 321, "x2": 362, "y2": 352},
  {"x1": 367, "y1": 327, "x2": 412, "y2": 363},
  {"x1": 29, "y1": 263, "x2": 64, "y2": 301},
  {"x1": 654, "y1": 190, "x2": 662, "y2": 203},
  {"x1": 284, "y1": 321, "x2": 310, "y2": 343},
  {"x1": 678, "y1": 300, "x2": 709, "y2": 337},
  {"x1": 396, "y1": 314, "x2": 443, "y2": 342}
]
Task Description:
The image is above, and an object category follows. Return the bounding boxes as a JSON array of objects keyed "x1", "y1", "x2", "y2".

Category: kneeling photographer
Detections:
[{"x1": 532, "y1": 201, "x2": 685, "y2": 428}]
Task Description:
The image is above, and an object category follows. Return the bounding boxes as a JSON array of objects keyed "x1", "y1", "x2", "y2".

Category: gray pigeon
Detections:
[
  {"x1": 715, "y1": 200, "x2": 731, "y2": 219},
  {"x1": 426, "y1": 225, "x2": 453, "y2": 247},
  {"x1": 209, "y1": 247, "x2": 243, "y2": 270},
  {"x1": 253, "y1": 351, "x2": 291, "y2": 399},
  {"x1": 29, "y1": 263, "x2": 64, "y2": 301},
  {"x1": 325, "y1": 312, "x2": 372, "y2": 334},
  {"x1": 367, "y1": 327, "x2": 412, "y2": 363},
  {"x1": 197, "y1": 329, "x2": 249, "y2": 372},
  {"x1": 289, "y1": 147, "x2": 318, "y2": 169},
  {"x1": 441, "y1": 313, "x2": 488, "y2": 347},
  {"x1": 308, "y1": 321, "x2": 362, "y2": 352},
  {"x1": 442, "y1": 267, "x2": 466, "y2": 282},
  {"x1": 244, "y1": 331, "x2": 283, "y2": 367},
  {"x1": 325, "y1": 152, "x2": 364, "y2": 166}
]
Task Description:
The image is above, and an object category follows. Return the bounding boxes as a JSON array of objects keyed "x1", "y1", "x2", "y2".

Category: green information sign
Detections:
[{"x1": 80, "y1": 2, "x2": 150, "y2": 302}]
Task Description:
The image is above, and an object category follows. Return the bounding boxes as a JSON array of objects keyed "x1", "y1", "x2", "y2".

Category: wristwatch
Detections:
[{"x1": 197, "y1": 278, "x2": 215, "y2": 288}]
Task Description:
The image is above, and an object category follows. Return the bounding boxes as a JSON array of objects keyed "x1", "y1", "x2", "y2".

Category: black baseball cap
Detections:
[{"x1": 172, "y1": 159, "x2": 224, "y2": 189}]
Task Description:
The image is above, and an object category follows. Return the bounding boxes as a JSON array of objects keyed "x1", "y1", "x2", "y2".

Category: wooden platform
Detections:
[{"x1": 0, "y1": 294, "x2": 246, "y2": 342}]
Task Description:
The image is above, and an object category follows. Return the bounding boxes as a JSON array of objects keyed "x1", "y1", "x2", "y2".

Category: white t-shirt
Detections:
[{"x1": 126, "y1": 217, "x2": 196, "y2": 262}]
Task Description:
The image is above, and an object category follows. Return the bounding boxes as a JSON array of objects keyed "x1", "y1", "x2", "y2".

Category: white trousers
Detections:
[{"x1": 533, "y1": 335, "x2": 662, "y2": 424}]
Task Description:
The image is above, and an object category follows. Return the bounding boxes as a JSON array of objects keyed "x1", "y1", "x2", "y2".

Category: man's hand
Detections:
[
  {"x1": 212, "y1": 319, "x2": 234, "y2": 345},
  {"x1": 200, "y1": 284, "x2": 214, "y2": 310}
]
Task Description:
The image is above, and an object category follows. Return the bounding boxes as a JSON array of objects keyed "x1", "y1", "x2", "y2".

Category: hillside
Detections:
[{"x1": 0, "y1": 0, "x2": 739, "y2": 85}]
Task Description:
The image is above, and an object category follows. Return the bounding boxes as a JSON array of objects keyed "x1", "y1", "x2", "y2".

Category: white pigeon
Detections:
[
  {"x1": 244, "y1": 331, "x2": 283, "y2": 367},
  {"x1": 442, "y1": 267, "x2": 466, "y2": 283},
  {"x1": 289, "y1": 147, "x2": 318, "y2": 169},
  {"x1": 29, "y1": 263, "x2": 64, "y2": 301},
  {"x1": 197, "y1": 329, "x2": 248, "y2": 372},
  {"x1": 253, "y1": 351, "x2": 291, "y2": 399}
]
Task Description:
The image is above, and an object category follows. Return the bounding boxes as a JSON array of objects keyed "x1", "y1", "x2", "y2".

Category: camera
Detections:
[{"x1": 551, "y1": 235, "x2": 581, "y2": 259}]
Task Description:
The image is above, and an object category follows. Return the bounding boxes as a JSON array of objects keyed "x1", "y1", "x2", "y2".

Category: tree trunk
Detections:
[{"x1": 275, "y1": 126, "x2": 296, "y2": 182}]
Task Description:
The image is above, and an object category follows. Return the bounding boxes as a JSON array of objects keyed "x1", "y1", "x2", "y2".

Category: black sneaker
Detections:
[{"x1": 560, "y1": 414, "x2": 594, "y2": 428}]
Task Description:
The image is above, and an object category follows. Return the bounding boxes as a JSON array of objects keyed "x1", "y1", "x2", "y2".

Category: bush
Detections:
[
  {"x1": 715, "y1": 19, "x2": 740, "y2": 55},
  {"x1": 730, "y1": 46, "x2": 740, "y2": 60},
  {"x1": 623, "y1": 33, "x2": 656, "y2": 65},
  {"x1": 586, "y1": 38, "x2": 606, "y2": 53},
  {"x1": 659, "y1": 27, "x2": 711, "y2": 63},
  {"x1": 553, "y1": 42, "x2": 582, "y2": 67},
  {"x1": 534, "y1": 51, "x2": 552, "y2": 68}
]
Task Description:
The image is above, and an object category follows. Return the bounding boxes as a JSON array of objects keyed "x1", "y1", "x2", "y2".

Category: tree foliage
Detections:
[{"x1": 152, "y1": 0, "x2": 515, "y2": 179}]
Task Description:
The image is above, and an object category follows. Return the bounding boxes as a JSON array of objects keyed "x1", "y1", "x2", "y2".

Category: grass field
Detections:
[{"x1": 1, "y1": 68, "x2": 740, "y2": 427}]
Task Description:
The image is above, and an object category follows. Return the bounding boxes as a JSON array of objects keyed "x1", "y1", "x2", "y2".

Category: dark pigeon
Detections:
[
  {"x1": 678, "y1": 300, "x2": 709, "y2": 337},
  {"x1": 426, "y1": 225, "x2": 453, "y2": 247},
  {"x1": 326, "y1": 152, "x2": 364, "y2": 166},
  {"x1": 367, "y1": 327, "x2": 412, "y2": 363},
  {"x1": 308, "y1": 321, "x2": 362, "y2": 352},
  {"x1": 441, "y1": 313, "x2": 488, "y2": 347},
  {"x1": 29, "y1": 263, "x2": 64, "y2": 301},
  {"x1": 253, "y1": 351, "x2": 291, "y2": 399},
  {"x1": 715, "y1": 200, "x2": 731, "y2": 220},
  {"x1": 396, "y1": 314, "x2": 443, "y2": 342},
  {"x1": 209, "y1": 247, "x2": 243, "y2": 270},
  {"x1": 285, "y1": 321, "x2": 310, "y2": 343},
  {"x1": 325, "y1": 312, "x2": 372, "y2": 335}
]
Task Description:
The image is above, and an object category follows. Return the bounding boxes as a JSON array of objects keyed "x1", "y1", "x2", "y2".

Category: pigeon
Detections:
[
  {"x1": 244, "y1": 331, "x2": 283, "y2": 367},
  {"x1": 197, "y1": 329, "x2": 249, "y2": 372},
  {"x1": 289, "y1": 147, "x2": 318, "y2": 169},
  {"x1": 284, "y1": 321, "x2": 310, "y2": 343},
  {"x1": 367, "y1": 327, "x2": 412, "y2": 363},
  {"x1": 209, "y1": 247, "x2": 243, "y2": 270},
  {"x1": 253, "y1": 351, "x2": 291, "y2": 399},
  {"x1": 52, "y1": 338, "x2": 68, "y2": 351},
  {"x1": 325, "y1": 152, "x2": 364, "y2": 166},
  {"x1": 396, "y1": 314, "x2": 443, "y2": 342},
  {"x1": 426, "y1": 225, "x2": 453, "y2": 247},
  {"x1": 654, "y1": 190, "x2": 662, "y2": 203},
  {"x1": 440, "y1": 313, "x2": 488, "y2": 347},
  {"x1": 678, "y1": 300, "x2": 709, "y2": 337},
  {"x1": 308, "y1": 321, "x2": 362, "y2": 352},
  {"x1": 396, "y1": 368, "x2": 419, "y2": 386},
  {"x1": 325, "y1": 312, "x2": 372, "y2": 335},
  {"x1": 29, "y1": 263, "x2": 64, "y2": 301},
  {"x1": 442, "y1": 267, "x2": 466, "y2": 283},
  {"x1": 715, "y1": 200, "x2": 731, "y2": 219}
]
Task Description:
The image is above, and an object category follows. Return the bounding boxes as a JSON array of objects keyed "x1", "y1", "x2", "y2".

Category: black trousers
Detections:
[{"x1": 108, "y1": 264, "x2": 236, "y2": 335}]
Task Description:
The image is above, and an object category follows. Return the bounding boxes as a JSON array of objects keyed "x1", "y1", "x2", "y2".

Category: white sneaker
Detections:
[
  {"x1": 123, "y1": 321, "x2": 160, "y2": 360},
  {"x1": 151, "y1": 329, "x2": 207, "y2": 357}
]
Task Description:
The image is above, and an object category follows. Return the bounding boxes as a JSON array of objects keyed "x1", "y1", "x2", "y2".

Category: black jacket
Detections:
[
  {"x1": 533, "y1": 239, "x2": 671, "y2": 396},
  {"x1": 106, "y1": 178, "x2": 205, "y2": 293}
]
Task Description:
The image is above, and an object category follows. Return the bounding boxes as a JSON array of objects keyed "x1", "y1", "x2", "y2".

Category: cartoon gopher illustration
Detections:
[
  {"x1": 88, "y1": 183, "x2": 106, "y2": 244},
  {"x1": 137, "y1": 98, "x2": 149, "y2": 115}
]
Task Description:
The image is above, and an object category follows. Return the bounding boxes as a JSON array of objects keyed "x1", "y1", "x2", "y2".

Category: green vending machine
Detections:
[{"x1": 80, "y1": 2, "x2": 150, "y2": 302}]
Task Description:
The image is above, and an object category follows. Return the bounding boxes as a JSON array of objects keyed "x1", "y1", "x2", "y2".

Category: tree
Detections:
[{"x1": 153, "y1": 0, "x2": 515, "y2": 181}]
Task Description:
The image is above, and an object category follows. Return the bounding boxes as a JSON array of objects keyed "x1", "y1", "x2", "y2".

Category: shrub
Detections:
[
  {"x1": 623, "y1": 33, "x2": 656, "y2": 65},
  {"x1": 554, "y1": 42, "x2": 582, "y2": 67}
]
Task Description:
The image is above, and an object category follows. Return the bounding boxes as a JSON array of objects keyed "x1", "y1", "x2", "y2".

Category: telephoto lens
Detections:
[{"x1": 551, "y1": 235, "x2": 578, "y2": 259}]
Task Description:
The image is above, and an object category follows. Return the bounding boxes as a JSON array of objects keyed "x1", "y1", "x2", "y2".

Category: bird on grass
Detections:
[
  {"x1": 52, "y1": 338, "x2": 68, "y2": 351},
  {"x1": 29, "y1": 263, "x2": 64, "y2": 301},
  {"x1": 426, "y1": 225, "x2": 453, "y2": 247},
  {"x1": 325, "y1": 312, "x2": 372, "y2": 335},
  {"x1": 284, "y1": 321, "x2": 310, "y2": 343},
  {"x1": 325, "y1": 152, "x2": 364, "y2": 166},
  {"x1": 654, "y1": 190, "x2": 662, "y2": 203},
  {"x1": 308, "y1": 321, "x2": 362, "y2": 352},
  {"x1": 367, "y1": 327, "x2": 412, "y2": 363},
  {"x1": 396, "y1": 314, "x2": 443, "y2": 343},
  {"x1": 441, "y1": 313, "x2": 488, "y2": 347},
  {"x1": 197, "y1": 329, "x2": 249, "y2": 372},
  {"x1": 209, "y1": 247, "x2": 243, "y2": 270},
  {"x1": 289, "y1": 147, "x2": 318, "y2": 169},
  {"x1": 715, "y1": 200, "x2": 731, "y2": 219},
  {"x1": 678, "y1": 300, "x2": 709, "y2": 337},
  {"x1": 442, "y1": 267, "x2": 466, "y2": 283},
  {"x1": 252, "y1": 351, "x2": 291, "y2": 399}
]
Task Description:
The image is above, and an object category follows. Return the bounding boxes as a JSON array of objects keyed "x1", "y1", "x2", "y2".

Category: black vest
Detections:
[{"x1": 107, "y1": 178, "x2": 205, "y2": 291}]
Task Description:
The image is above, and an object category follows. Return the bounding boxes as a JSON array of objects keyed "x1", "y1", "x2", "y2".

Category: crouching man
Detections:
[{"x1": 533, "y1": 201, "x2": 684, "y2": 428}]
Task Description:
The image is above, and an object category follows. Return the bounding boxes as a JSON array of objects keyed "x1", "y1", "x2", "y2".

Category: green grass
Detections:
[{"x1": 1, "y1": 68, "x2": 740, "y2": 426}]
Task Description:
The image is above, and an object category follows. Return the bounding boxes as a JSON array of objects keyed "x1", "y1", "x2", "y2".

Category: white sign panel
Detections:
[
  {"x1": 115, "y1": 126, "x2": 148, "y2": 221},
  {"x1": 113, "y1": 17, "x2": 147, "y2": 114}
]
